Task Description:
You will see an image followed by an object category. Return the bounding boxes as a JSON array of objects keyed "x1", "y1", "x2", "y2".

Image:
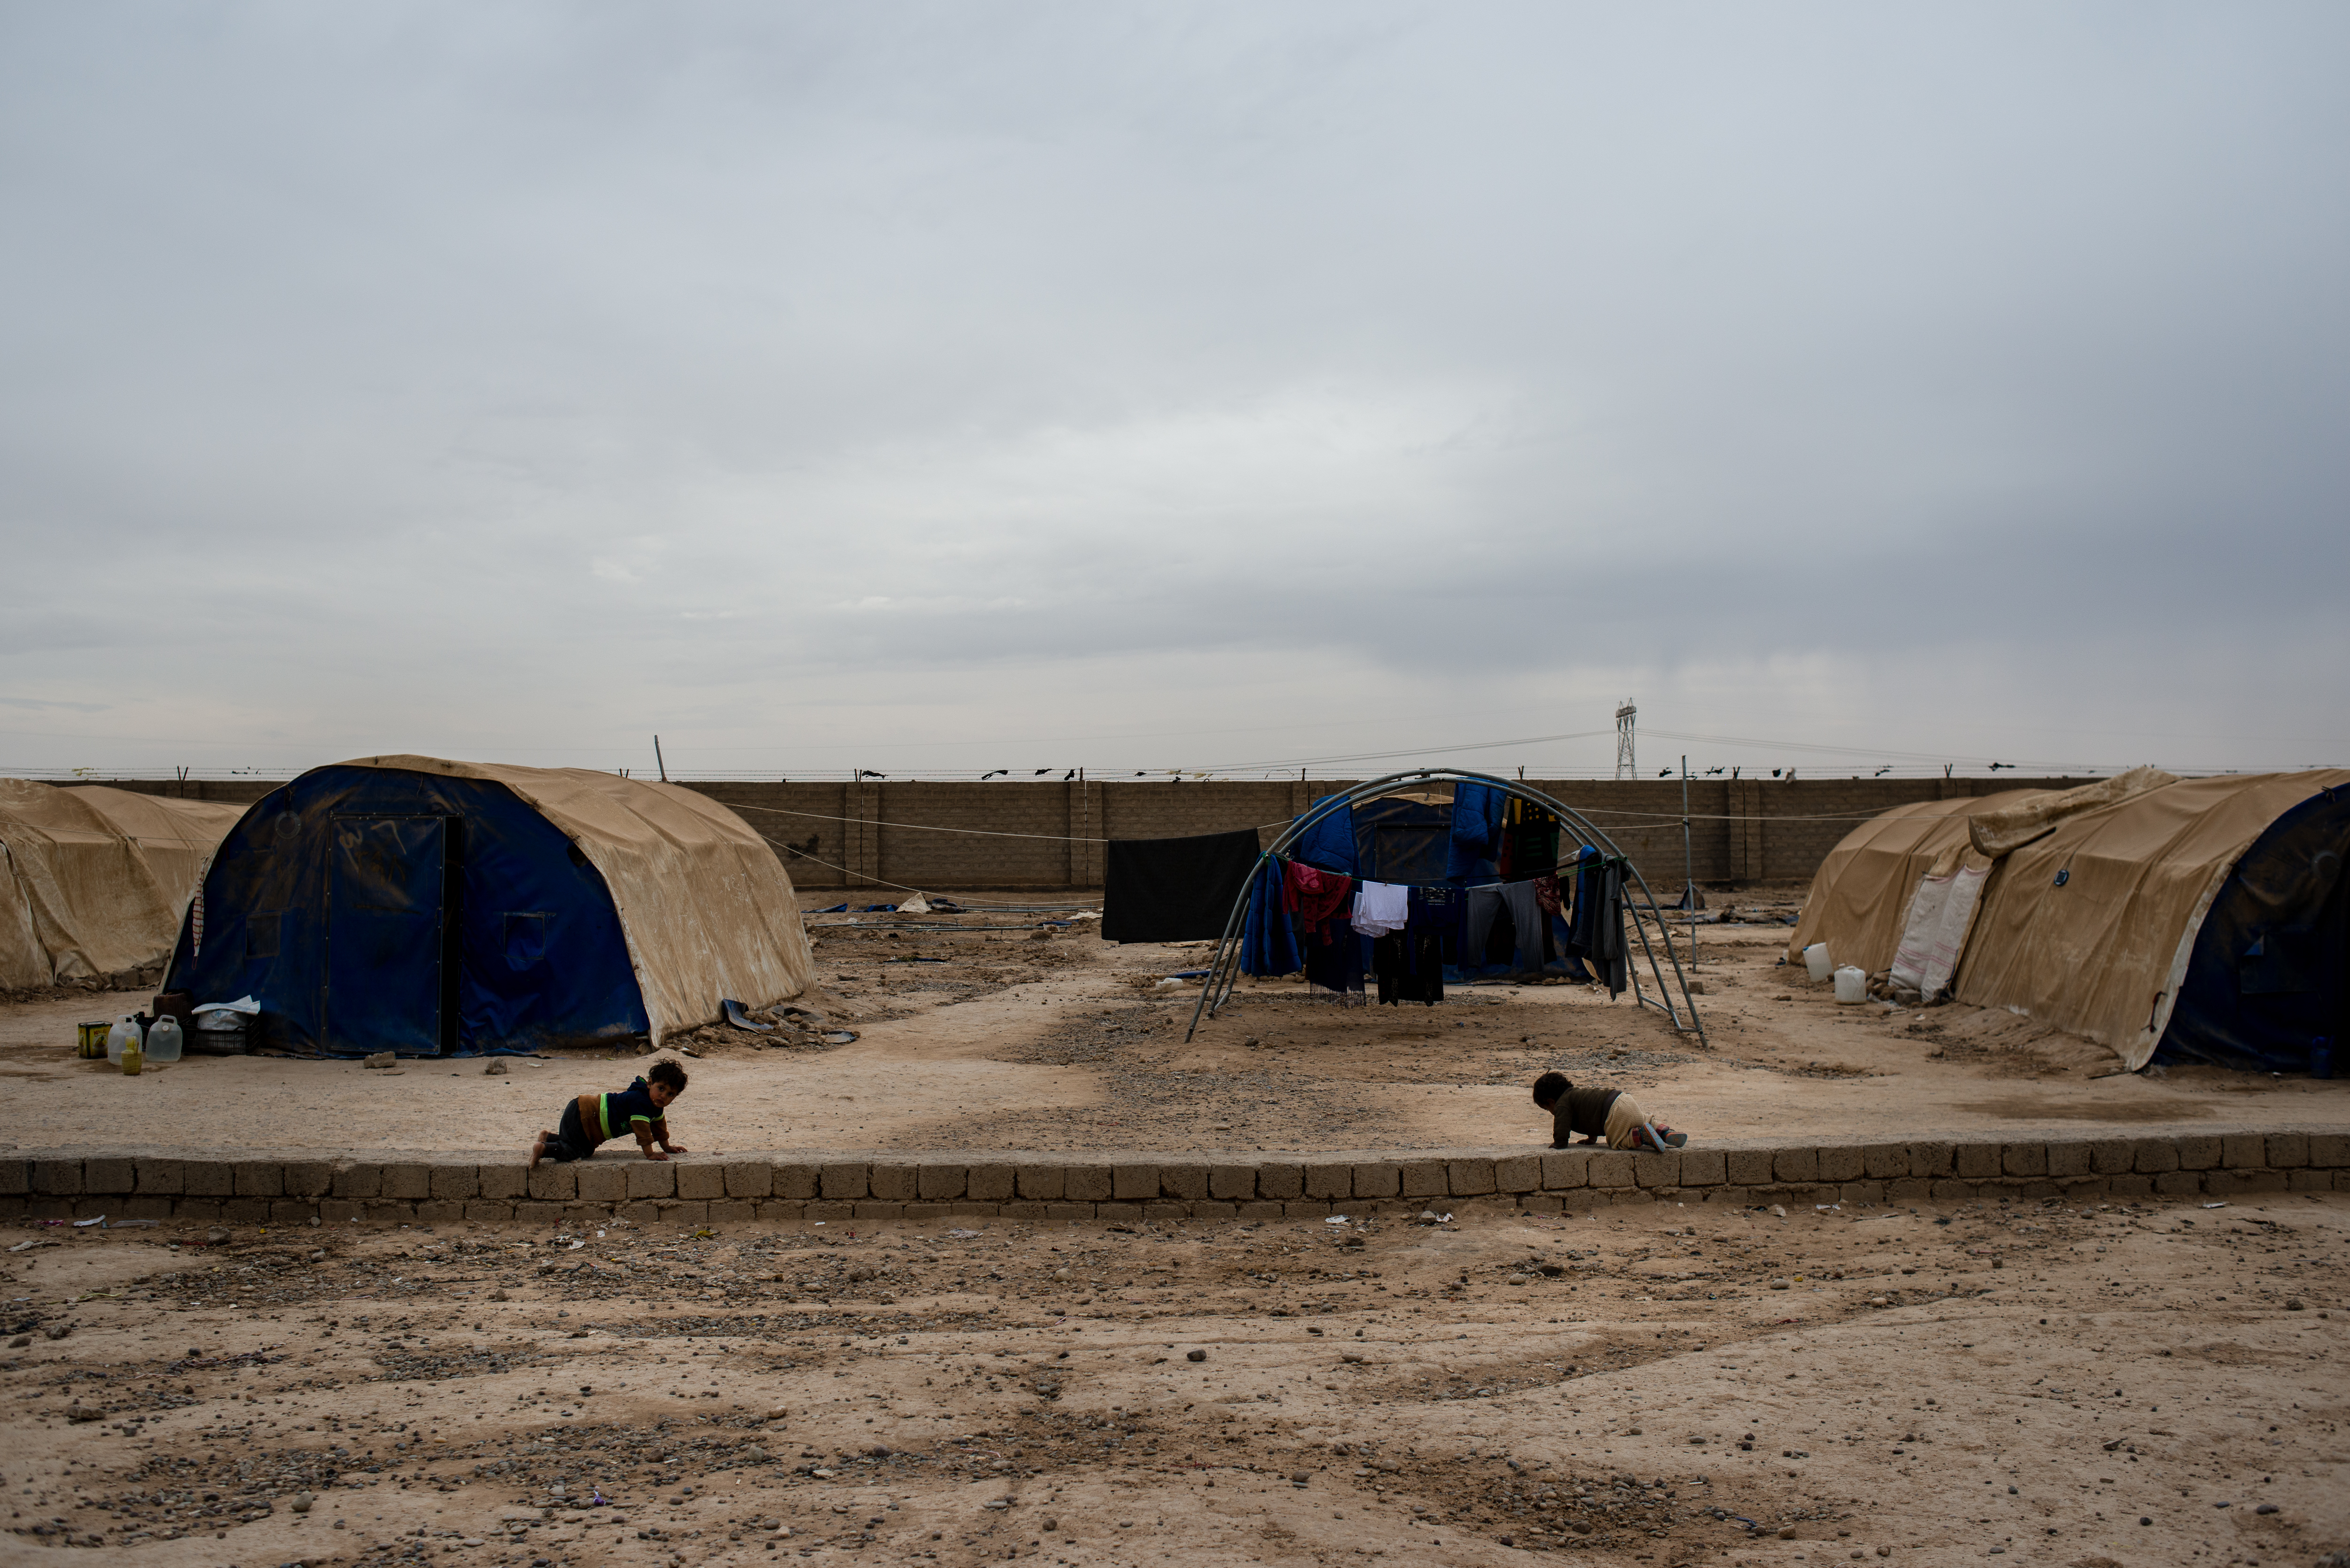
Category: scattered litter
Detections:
[
  {"x1": 860, "y1": 903, "x2": 898, "y2": 913},
  {"x1": 106, "y1": 1218, "x2": 159, "y2": 1228},
  {"x1": 722, "y1": 999, "x2": 775, "y2": 1032},
  {"x1": 1324, "y1": 1215, "x2": 1350, "y2": 1225},
  {"x1": 2201, "y1": 1201, "x2": 2227, "y2": 1209},
  {"x1": 362, "y1": 1052, "x2": 396, "y2": 1069},
  {"x1": 947, "y1": 1228, "x2": 983, "y2": 1239},
  {"x1": 483, "y1": 1060, "x2": 509, "y2": 1076},
  {"x1": 7, "y1": 1239, "x2": 48, "y2": 1253},
  {"x1": 1167, "y1": 969, "x2": 1210, "y2": 979},
  {"x1": 897, "y1": 892, "x2": 932, "y2": 914},
  {"x1": 1415, "y1": 1210, "x2": 1453, "y2": 1225},
  {"x1": 72, "y1": 1216, "x2": 105, "y2": 1228},
  {"x1": 1771, "y1": 1204, "x2": 1788, "y2": 1218},
  {"x1": 814, "y1": 904, "x2": 849, "y2": 914},
  {"x1": 821, "y1": 1031, "x2": 859, "y2": 1045}
]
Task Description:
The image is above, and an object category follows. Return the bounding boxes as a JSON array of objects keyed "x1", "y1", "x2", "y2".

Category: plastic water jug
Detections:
[
  {"x1": 106, "y1": 1014, "x2": 143, "y2": 1064},
  {"x1": 1833, "y1": 965, "x2": 1868, "y2": 1004},
  {"x1": 145, "y1": 1015, "x2": 184, "y2": 1064},
  {"x1": 1803, "y1": 943, "x2": 1833, "y2": 982}
]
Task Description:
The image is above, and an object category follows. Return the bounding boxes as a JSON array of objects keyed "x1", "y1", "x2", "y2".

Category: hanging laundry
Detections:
[
  {"x1": 1375, "y1": 896, "x2": 1452, "y2": 1006},
  {"x1": 1567, "y1": 846, "x2": 1604, "y2": 957},
  {"x1": 1532, "y1": 872, "x2": 1564, "y2": 918},
  {"x1": 1451, "y1": 781, "x2": 1506, "y2": 854},
  {"x1": 1408, "y1": 884, "x2": 1465, "y2": 962},
  {"x1": 1445, "y1": 780, "x2": 1507, "y2": 882},
  {"x1": 1303, "y1": 924, "x2": 1365, "y2": 1001},
  {"x1": 1101, "y1": 828, "x2": 1262, "y2": 943},
  {"x1": 1462, "y1": 881, "x2": 1546, "y2": 974},
  {"x1": 1292, "y1": 794, "x2": 1358, "y2": 876},
  {"x1": 1349, "y1": 880, "x2": 1410, "y2": 937},
  {"x1": 1241, "y1": 857, "x2": 1302, "y2": 977},
  {"x1": 1282, "y1": 860, "x2": 1353, "y2": 928},
  {"x1": 1574, "y1": 857, "x2": 1628, "y2": 996},
  {"x1": 1403, "y1": 929, "x2": 1447, "y2": 1002},
  {"x1": 1371, "y1": 930, "x2": 1410, "y2": 1004}
]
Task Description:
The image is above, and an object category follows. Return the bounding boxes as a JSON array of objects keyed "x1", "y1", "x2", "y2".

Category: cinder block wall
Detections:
[
  {"x1": 8, "y1": 1128, "x2": 2341, "y2": 1228},
  {"x1": 61, "y1": 775, "x2": 2097, "y2": 891}
]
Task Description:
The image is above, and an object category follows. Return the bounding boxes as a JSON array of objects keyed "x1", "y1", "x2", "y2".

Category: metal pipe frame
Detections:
[{"x1": 1181, "y1": 769, "x2": 1707, "y2": 1045}]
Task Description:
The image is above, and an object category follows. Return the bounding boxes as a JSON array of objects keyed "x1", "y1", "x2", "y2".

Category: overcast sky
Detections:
[{"x1": 3, "y1": 4, "x2": 2345, "y2": 781}]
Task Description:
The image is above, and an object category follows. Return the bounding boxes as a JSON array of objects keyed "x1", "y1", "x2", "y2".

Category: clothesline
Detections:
[
  {"x1": 1260, "y1": 846, "x2": 1630, "y2": 892},
  {"x1": 728, "y1": 796, "x2": 1926, "y2": 846}
]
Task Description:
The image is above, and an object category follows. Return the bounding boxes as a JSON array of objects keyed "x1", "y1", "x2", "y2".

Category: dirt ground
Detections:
[
  {"x1": 4, "y1": 1189, "x2": 2343, "y2": 1568},
  {"x1": 2, "y1": 893, "x2": 2344, "y2": 1158}
]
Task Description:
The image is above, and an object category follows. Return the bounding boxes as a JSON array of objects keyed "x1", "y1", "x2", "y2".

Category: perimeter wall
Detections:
[{"x1": 61, "y1": 775, "x2": 2098, "y2": 891}]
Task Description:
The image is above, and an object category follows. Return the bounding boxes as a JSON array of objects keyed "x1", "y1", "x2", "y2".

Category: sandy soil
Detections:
[
  {"x1": 2, "y1": 897, "x2": 2343, "y2": 1157},
  {"x1": 4, "y1": 1191, "x2": 2343, "y2": 1568}
]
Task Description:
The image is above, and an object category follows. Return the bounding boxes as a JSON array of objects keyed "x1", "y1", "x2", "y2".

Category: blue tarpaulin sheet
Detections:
[
  {"x1": 2154, "y1": 783, "x2": 2350, "y2": 1074},
  {"x1": 165, "y1": 767, "x2": 650, "y2": 1058}
]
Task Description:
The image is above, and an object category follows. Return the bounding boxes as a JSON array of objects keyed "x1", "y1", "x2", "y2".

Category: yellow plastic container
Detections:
[
  {"x1": 77, "y1": 1022, "x2": 110, "y2": 1059},
  {"x1": 122, "y1": 1042, "x2": 144, "y2": 1076}
]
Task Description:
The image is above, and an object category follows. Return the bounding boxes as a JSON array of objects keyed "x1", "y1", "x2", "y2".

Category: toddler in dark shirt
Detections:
[
  {"x1": 531, "y1": 1058, "x2": 691, "y2": 1166},
  {"x1": 1531, "y1": 1070, "x2": 1686, "y2": 1151}
]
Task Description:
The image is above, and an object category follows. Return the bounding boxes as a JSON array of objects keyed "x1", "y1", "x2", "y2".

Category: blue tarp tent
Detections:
[
  {"x1": 2154, "y1": 781, "x2": 2350, "y2": 1074},
  {"x1": 165, "y1": 756, "x2": 812, "y2": 1057}
]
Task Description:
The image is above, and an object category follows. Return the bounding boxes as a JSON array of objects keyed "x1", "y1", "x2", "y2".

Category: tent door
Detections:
[{"x1": 323, "y1": 815, "x2": 449, "y2": 1056}]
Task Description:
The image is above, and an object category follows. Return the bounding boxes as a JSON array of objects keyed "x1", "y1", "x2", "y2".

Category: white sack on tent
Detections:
[
  {"x1": 897, "y1": 892, "x2": 932, "y2": 914},
  {"x1": 1889, "y1": 863, "x2": 1990, "y2": 1001}
]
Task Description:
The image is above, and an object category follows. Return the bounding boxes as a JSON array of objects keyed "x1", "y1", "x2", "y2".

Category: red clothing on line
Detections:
[{"x1": 1283, "y1": 861, "x2": 1354, "y2": 929}]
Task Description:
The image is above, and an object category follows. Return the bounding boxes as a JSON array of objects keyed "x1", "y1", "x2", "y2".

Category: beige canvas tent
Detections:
[
  {"x1": 0, "y1": 780, "x2": 246, "y2": 990},
  {"x1": 1792, "y1": 769, "x2": 2350, "y2": 1071},
  {"x1": 1783, "y1": 788, "x2": 2044, "y2": 984}
]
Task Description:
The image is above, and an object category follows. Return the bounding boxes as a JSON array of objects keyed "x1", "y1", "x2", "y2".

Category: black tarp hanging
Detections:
[{"x1": 1101, "y1": 828, "x2": 1263, "y2": 944}]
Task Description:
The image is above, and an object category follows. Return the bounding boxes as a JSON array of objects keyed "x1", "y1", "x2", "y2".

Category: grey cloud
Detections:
[{"x1": 1, "y1": 3, "x2": 2344, "y2": 777}]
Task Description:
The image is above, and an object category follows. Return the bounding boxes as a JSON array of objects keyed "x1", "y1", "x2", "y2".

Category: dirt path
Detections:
[
  {"x1": 4, "y1": 1191, "x2": 2343, "y2": 1568},
  {"x1": 2, "y1": 901, "x2": 2342, "y2": 1158}
]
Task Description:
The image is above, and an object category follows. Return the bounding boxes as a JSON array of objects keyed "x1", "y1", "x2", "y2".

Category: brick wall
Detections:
[
  {"x1": 58, "y1": 774, "x2": 2098, "y2": 891},
  {"x1": 9, "y1": 1127, "x2": 2342, "y2": 1225}
]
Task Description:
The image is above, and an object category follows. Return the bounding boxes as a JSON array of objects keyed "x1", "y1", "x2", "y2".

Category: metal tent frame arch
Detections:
[{"x1": 1183, "y1": 768, "x2": 1707, "y2": 1044}]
